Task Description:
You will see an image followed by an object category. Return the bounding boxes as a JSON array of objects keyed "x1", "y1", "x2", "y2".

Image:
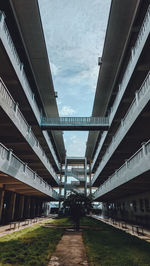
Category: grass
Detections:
[
  {"x1": 0, "y1": 218, "x2": 68, "y2": 266},
  {"x1": 1, "y1": 216, "x2": 150, "y2": 265},
  {"x1": 44, "y1": 216, "x2": 73, "y2": 226},
  {"x1": 81, "y1": 217, "x2": 150, "y2": 266}
]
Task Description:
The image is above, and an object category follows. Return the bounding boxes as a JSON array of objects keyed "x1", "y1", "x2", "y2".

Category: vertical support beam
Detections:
[
  {"x1": 59, "y1": 164, "x2": 62, "y2": 211},
  {"x1": 25, "y1": 196, "x2": 31, "y2": 218},
  {"x1": 37, "y1": 201, "x2": 40, "y2": 217},
  {"x1": 89, "y1": 162, "x2": 92, "y2": 195},
  {"x1": 0, "y1": 185, "x2": 5, "y2": 224},
  {"x1": 84, "y1": 157, "x2": 87, "y2": 196},
  {"x1": 18, "y1": 195, "x2": 25, "y2": 220},
  {"x1": 64, "y1": 157, "x2": 68, "y2": 200},
  {"x1": 8, "y1": 192, "x2": 16, "y2": 221},
  {"x1": 30, "y1": 198, "x2": 36, "y2": 218}
]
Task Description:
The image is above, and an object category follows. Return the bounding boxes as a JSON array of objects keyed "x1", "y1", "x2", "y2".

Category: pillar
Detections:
[
  {"x1": 18, "y1": 195, "x2": 25, "y2": 220},
  {"x1": 84, "y1": 158, "x2": 87, "y2": 196},
  {"x1": 64, "y1": 158, "x2": 68, "y2": 200},
  {"x1": 7, "y1": 192, "x2": 16, "y2": 221},
  {"x1": 30, "y1": 198, "x2": 36, "y2": 218},
  {"x1": 59, "y1": 164, "x2": 62, "y2": 211},
  {"x1": 24, "y1": 196, "x2": 31, "y2": 218},
  {"x1": 0, "y1": 185, "x2": 5, "y2": 224},
  {"x1": 89, "y1": 162, "x2": 92, "y2": 195}
]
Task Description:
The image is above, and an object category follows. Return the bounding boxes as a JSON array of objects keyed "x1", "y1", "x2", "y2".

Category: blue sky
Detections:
[{"x1": 38, "y1": 0, "x2": 111, "y2": 157}]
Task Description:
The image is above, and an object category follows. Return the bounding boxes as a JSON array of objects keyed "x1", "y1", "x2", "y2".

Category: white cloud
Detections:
[
  {"x1": 38, "y1": 0, "x2": 111, "y2": 156},
  {"x1": 50, "y1": 62, "x2": 59, "y2": 76},
  {"x1": 57, "y1": 99, "x2": 62, "y2": 105},
  {"x1": 66, "y1": 134, "x2": 87, "y2": 156},
  {"x1": 59, "y1": 105, "x2": 76, "y2": 116}
]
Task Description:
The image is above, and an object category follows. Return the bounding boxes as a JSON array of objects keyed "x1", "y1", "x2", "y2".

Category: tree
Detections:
[{"x1": 63, "y1": 193, "x2": 93, "y2": 230}]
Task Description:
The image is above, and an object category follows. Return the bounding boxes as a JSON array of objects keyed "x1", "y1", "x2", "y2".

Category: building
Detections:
[
  {"x1": 0, "y1": 0, "x2": 65, "y2": 224},
  {"x1": 88, "y1": 0, "x2": 150, "y2": 226},
  {"x1": 0, "y1": 0, "x2": 150, "y2": 227}
]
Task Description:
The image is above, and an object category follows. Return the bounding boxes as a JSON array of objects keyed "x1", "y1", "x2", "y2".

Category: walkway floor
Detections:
[
  {"x1": 48, "y1": 231, "x2": 88, "y2": 266},
  {"x1": 0, "y1": 217, "x2": 53, "y2": 238},
  {"x1": 92, "y1": 215, "x2": 150, "y2": 242}
]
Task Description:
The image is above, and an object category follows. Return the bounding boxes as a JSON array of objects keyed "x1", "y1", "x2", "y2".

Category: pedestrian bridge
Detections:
[{"x1": 41, "y1": 117, "x2": 109, "y2": 131}]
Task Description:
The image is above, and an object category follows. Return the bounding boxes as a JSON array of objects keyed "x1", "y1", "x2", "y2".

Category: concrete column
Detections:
[
  {"x1": 35, "y1": 200, "x2": 40, "y2": 217},
  {"x1": 0, "y1": 185, "x2": 5, "y2": 224},
  {"x1": 36, "y1": 201, "x2": 40, "y2": 217},
  {"x1": 30, "y1": 198, "x2": 36, "y2": 218},
  {"x1": 84, "y1": 158, "x2": 87, "y2": 196},
  {"x1": 59, "y1": 164, "x2": 62, "y2": 211},
  {"x1": 39, "y1": 201, "x2": 43, "y2": 216},
  {"x1": 89, "y1": 162, "x2": 92, "y2": 195},
  {"x1": 24, "y1": 197, "x2": 31, "y2": 218},
  {"x1": 18, "y1": 195, "x2": 25, "y2": 220},
  {"x1": 8, "y1": 192, "x2": 16, "y2": 221},
  {"x1": 64, "y1": 158, "x2": 67, "y2": 200}
]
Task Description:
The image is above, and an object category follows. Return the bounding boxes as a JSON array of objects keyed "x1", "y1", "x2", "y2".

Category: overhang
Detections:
[
  {"x1": 9, "y1": 0, "x2": 66, "y2": 162},
  {"x1": 86, "y1": 0, "x2": 141, "y2": 161}
]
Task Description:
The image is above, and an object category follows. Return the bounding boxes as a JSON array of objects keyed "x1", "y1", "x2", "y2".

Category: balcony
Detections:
[
  {"x1": 0, "y1": 11, "x2": 59, "y2": 169},
  {"x1": 93, "y1": 139, "x2": 150, "y2": 200},
  {"x1": 0, "y1": 77, "x2": 60, "y2": 185},
  {"x1": 92, "y1": 70, "x2": 150, "y2": 185},
  {"x1": 92, "y1": 4, "x2": 150, "y2": 171},
  {"x1": 0, "y1": 143, "x2": 59, "y2": 200}
]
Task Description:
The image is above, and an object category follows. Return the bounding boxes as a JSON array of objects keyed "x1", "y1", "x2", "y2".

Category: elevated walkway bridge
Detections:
[{"x1": 41, "y1": 117, "x2": 109, "y2": 131}]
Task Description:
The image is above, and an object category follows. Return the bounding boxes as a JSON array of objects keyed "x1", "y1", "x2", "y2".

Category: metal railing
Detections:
[
  {"x1": 93, "y1": 69, "x2": 150, "y2": 184},
  {"x1": 92, "y1": 4, "x2": 150, "y2": 170},
  {"x1": 0, "y1": 11, "x2": 40, "y2": 120},
  {"x1": 93, "y1": 139, "x2": 150, "y2": 199},
  {"x1": 0, "y1": 11, "x2": 59, "y2": 170},
  {"x1": 42, "y1": 116, "x2": 109, "y2": 126},
  {"x1": 0, "y1": 143, "x2": 59, "y2": 200},
  {"x1": 42, "y1": 131, "x2": 60, "y2": 170},
  {"x1": 0, "y1": 77, "x2": 60, "y2": 184}
]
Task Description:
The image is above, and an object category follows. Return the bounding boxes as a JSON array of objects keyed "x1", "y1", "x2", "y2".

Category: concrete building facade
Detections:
[
  {"x1": 0, "y1": 0, "x2": 150, "y2": 227},
  {"x1": 90, "y1": 0, "x2": 150, "y2": 226}
]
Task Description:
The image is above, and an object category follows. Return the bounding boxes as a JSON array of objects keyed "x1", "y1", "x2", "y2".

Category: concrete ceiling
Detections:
[
  {"x1": 86, "y1": 0, "x2": 141, "y2": 161},
  {"x1": 9, "y1": 0, "x2": 66, "y2": 162}
]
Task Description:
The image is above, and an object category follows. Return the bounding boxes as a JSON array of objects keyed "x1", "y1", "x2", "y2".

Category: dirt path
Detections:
[{"x1": 48, "y1": 231, "x2": 88, "y2": 266}]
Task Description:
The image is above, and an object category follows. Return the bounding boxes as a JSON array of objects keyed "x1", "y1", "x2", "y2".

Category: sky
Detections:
[{"x1": 38, "y1": 0, "x2": 111, "y2": 157}]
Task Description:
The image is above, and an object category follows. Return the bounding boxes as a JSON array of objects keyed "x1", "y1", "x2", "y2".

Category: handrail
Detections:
[
  {"x1": 93, "y1": 70, "x2": 150, "y2": 184},
  {"x1": 93, "y1": 139, "x2": 150, "y2": 199},
  {"x1": 0, "y1": 77, "x2": 60, "y2": 184},
  {"x1": 42, "y1": 116, "x2": 109, "y2": 125},
  {"x1": 0, "y1": 142, "x2": 59, "y2": 199},
  {"x1": 92, "y1": 4, "x2": 150, "y2": 170},
  {"x1": 0, "y1": 11, "x2": 59, "y2": 170}
]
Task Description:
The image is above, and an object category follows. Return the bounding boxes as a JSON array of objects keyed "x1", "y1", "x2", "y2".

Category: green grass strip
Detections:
[
  {"x1": 81, "y1": 217, "x2": 150, "y2": 266},
  {"x1": 0, "y1": 218, "x2": 70, "y2": 266}
]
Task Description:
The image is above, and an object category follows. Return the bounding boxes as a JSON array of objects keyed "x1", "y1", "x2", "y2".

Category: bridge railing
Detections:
[{"x1": 41, "y1": 116, "x2": 109, "y2": 125}]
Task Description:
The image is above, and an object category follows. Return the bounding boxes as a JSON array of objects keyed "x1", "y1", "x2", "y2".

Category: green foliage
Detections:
[
  {"x1": 0, "y1": 219, "x2": 65, "y2": 265},
  {"x1": 63, "y1": 193, "x2": 93, "y2": 217},
  {"x1": 81, "y1": 217, "x2": 150, "y2": 266},
  {"x1": 63, "y1": 193, "x2": 93, "y2": 230}
]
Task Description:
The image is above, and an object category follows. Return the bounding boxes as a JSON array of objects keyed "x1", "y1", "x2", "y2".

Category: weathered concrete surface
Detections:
[{"x1": 48, "y1": 231, "x2": 88, "y2": 266}]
